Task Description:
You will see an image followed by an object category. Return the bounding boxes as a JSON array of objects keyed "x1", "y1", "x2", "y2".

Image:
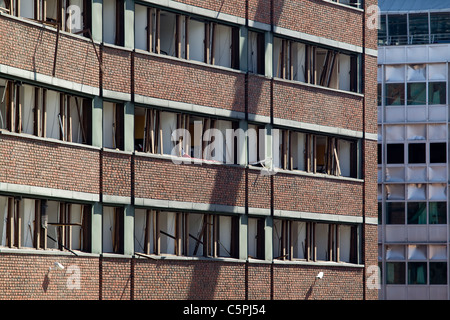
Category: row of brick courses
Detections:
[
  {"x1": 0, "y1": 15, "x2": 100, "y2": 89},
  {"x1": 248, "y1": 74, "x2": 272, "y2": 118},
  {"x1": 102, "y1": 46, "x2": 132, "y2": 95},
  {"x1": 0, "y1": 133, "x2": 100, "y2": 194},
  {"x1": 101, "y1": 151, "x2": 132, "y2": 198},
  {"x1": 134, "y1": 53, "x2": 246, "y2": 113},
  {"x1": 274, "y1": 172, "x2": 364, "y2": 216},
  {"x1": 273, "y1": 80, "x2": 365, "y2": 133},
  {"x1": 0, "y1": 253, "x2": 369, "y2": 300}
]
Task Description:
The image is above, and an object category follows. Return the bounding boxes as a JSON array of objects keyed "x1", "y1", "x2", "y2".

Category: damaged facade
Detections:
[
  {"x1": 0, "y1": 0, "x2": 377, "y2": 300},
  {"x1": 378, "y1": 0, "x2": 450, "y2": 300}
]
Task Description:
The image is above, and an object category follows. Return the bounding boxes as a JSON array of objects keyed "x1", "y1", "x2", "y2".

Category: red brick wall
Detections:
[
  {"x1": 0, "y1": 15, "x2": 100, "y2": 88},
  {"x1": 134, "y1": 53, "x2": 246, "y2": 113},
  {"x1": 248, "y1": 75, "x2": 271, "y2": 118},
  {"x1": 274, "y1": 173, "x2": 363, "y2": 216},
  {"x1": 101, "y1": 151, "x2": 132, "y2": 198},
  {"x1": 248, "y1": 170, "x2": 272, "y2": 210},
  {"x1": 134, "y1": 156, "x2": 246, "y2": 207},
  {"x1": 102, "y1": 47, "x2": 132, "y2": 95},
  {"x1": 273, "y1": 0, "x2": 364, "y2": 47},
  {"x1": 273, "y1": 80, "x2": 365, "y2": 132},
  {"x1": 0, "y1": 134, "x2": 100, "y2": 195},
  {"x1": 101, "y1": 257, "x2": 131, "y2": 300}
]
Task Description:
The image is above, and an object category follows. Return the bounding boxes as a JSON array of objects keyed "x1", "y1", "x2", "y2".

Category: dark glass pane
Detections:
[
  {"x1": 409, "y1": 13, "x2": 429, "y2": 44},
  {"x1": 386, "y1": 202, "x2": 405, "y2": 224},
  {"x1": 387, "y1": 262, "x2": 406, "y2": 284},
  {"x1": 387, "y1": 144, "x2": 404, "y2": 164},
  {"x1": 386, "y1": 83, "x2": 405, "y2": 105},
  {"x1": 429, "y1": 202, "x2": 447, "y2": 224},
  {"x1": 430, "y1": 13, "x2": 450, "y2": 43},
  {"x1": 430, "y1": 262, "x2": 447, "y2": 285},
  {"x1": 408, "y1": 143, "x2": 426, "y2": 163},
  {"x1": 430, "y1": 143, "x2": 446, "y2": 163},
  {"x1": 407, "y1": 82, "x2": 426, "y2": 105},
  {"x1": 388, "y1": 14, "x2": 408, "y2": 45},
  {"x1": 407, "y1": 202, "x2": 427, "y2": 224},
  {"x1": 408, "y1": 262, "x2": 427, "y2": 285},
  {"x1": 429, "y1": 82, "x2": 447, "y2": 105}
]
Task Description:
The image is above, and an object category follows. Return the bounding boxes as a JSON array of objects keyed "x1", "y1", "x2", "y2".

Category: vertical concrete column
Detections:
[
  {"x1": 124, "y1": 0, "x2": 135, "y2": 49},
  {"x1": 124, "y1": 102, "x2": 134, "y2": 152},
  {"x1": 92, "y1": 0, "x2": 103, "y2": 43},
  {"x1": 239, "y1": 214, "x2": 248, "y2": 260},
  {"x1": 91, "y1": 202, "x2": 103, "y2": 254},
  {"x1": 123, "y1": 204, "x2": 134, "y2": 256},
  {"x1": 264, "y1": 32, "x2": 273, "y2": 78},
  {"x1": 92, "y1": 96, "x2": 103, "y2": 148},
  {"x1": 239, "y1": 26, "x2": 248, "y2": 72}
]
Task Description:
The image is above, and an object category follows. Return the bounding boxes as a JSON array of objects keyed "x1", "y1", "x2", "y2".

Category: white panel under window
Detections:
[
  {"x1": 406, "y1": 167, "x2": 427, "y2": 182},
  {"x1": 428, "y1": 184, "x2": 447, "y2": 200},
  {"x1": 160, "y1": 11, "x2": 176, "y2": 57},
  {"x1": 102, "y1": 102, "x2": 115, "y2": 149},
  {"x1": 406, "y1": 124, "x2": 426, "y2": 141},
  {"x1": 188, "y1": 213, "x2": 204, "y2": 256},
  {"x1": 292, "y1": 221, "x2": 306, "y2": 259},
  {"x1": 429, "y1": 245, "x2": 447, "y2": 260},
  {"x1": 315, "y1": 223, "x2": 329, "y2": 261},
  {"x1": 292, "y1": 42, "x2": 306, "y2": 82},
  {"x1": 428, "y1": 124, "x2": 446, "y2": 140},
  {"x1": 408, "y1": 245, "x2": 427, "y2": 260},
  {"x1": 428, "y1": 166, "x2": 446, "y2": 182},
  {"x1": 21, "y1": 198, "x2": 35, "y2": 248},
  {"x1": 47, "y1": 201, "x2": 60, "y2": 249},
  {"x1": 386, "y1": 245, "x2": 405, "y2": 260},
  {"x1": 103, "y1": 0, "x2": 117, "y2": 45},
  {"x1": 338, "y1": 54, "x2": 351, "y2": 91},
  {"x1": 406, "y1": 106, "x2": 426, "y2": 122},
  {"x1": 0, "y1": 196, "x2": 7, "y2": 246},
  {"x1": 135, "y1": 4, "x2": 148, "y2": 51},
  {"x1": 21, "y1": 85, "x2": 35, "y2": 135},
  {"x1": 46, "y1": 90, "x2": 60, "y2": 140},
  {"x1": 407, "y1": 184, "x2": 426, "y2": 200},
  {"x1": 20, "y1": 0, "x2": 35, "y2": 19},
  {"x1": 218, "y1": 215, "x2": 232, "y2": 257},
  {"x1": 70, "y1": 204, "x2": 83, "y2": 251},
  {"x1": 428, "y1": 63, "x2": 447, "y2": 81},
  {"x1": 407, "y1": 64, "x2": 426, "y2": 81},
  {"x1": 429, "y1": 46, "x2": 450, "y2": 62},
  {"x1": 385, "y1": 125, "x2": 405, "y2": 141},
  {"x1": 385, "y1": 167, "x2": 405, "y2": 182},
  {"x1": 213, "y1": 24, "x2": 232, "y2": 68},
  {"x1": 134, "y1": 209, "x2": 148, "y2": 254},
  {"x1": 189, "y1": 19, "x2": 205, "y2": 62},
  {"x1": 385, "y1": 107, "x2": 405, "y2": 122},
  {"x1": 160, "y1": 211, "x2": 176, "y2": 254},
  {"x1": 406, "y1": 46, "x2": 428, "y2": 62},
  {"x1": 385, "y1": 65, "x2": 405, "y2": 82},
  {"x1": 386, "y1": 184, "x2": 405, "y2": 200},
  {"x1": 339, "y1": 225, "x2": 352, "y2": 263}
]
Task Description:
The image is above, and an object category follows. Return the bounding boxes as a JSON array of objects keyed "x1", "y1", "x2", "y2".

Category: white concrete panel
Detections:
[
  {"x1": 428, "y1": 184, "x2": 446, "y2": 200},
  {"x1": 429, "y1": 45, "x2": 450, "y2": 62},
  {"x1": 407, "y1": 286, "x2": 429, "y2": 300},
  {"x1": 406, "y1": 167, "x2": 427, "y2": 182},
  {"x1": 429, "y1": 245, "x2": 447, "y2": 260},
  {"x1": 429, "y1": 124, "x2": 446, "y2": 140},
  {"x1": 407, "y1": 226, "x2": 428, "y2": 242},
  {"x1": 407, "y1": 183, "x2": 426, "y2": 200},
  {"x1": 384, "y1": 47, "x2": 406, "y2": 64},
  {"x1": 406, "y1": 47, "x2": 428, "y2": 63},
  {"x1": 428, "y1": 166, "x2": 446, "y2": 182},
  {"x1": 385, "y1": 65, "x2": 405, "y2": 82},
  {"x1": 428, "y1": 106, "x2": 447, "y2": 121},
  {"x1": 406, "y1": 124, "x2": 426, "y2": 140},
  {"x1": 386, "y1": 286, "x2": 407, "y2": 300},
  {"x1": 385, "y1": 107, "x2": 405, "y2": 122},
  {"x1": 428, "y1": 63, "x2": 448, "y2": 81},
  {"x1": 406, "y1": 106, "x2": 426, "y2": 122},
  {"x1": 407, "y1": 64, "x2": 426, "y2": 81},
  {"x1": 385, "y1": 167, "x2": 404, "y2": 182},
  {"x1": 429, "y1": 225, "x2": 447, "y2": 242},
  {"x1": 386, "y1": 125, "x2": 405, "y2": 141}
]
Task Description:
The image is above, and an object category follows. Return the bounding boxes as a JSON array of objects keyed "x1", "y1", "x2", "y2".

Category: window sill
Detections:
[
  {"x1": 247, "y1": 164, "x2": 363, "y2": 183},
  {"x1": 0, "y1": 246, "x2": 99, "y2": 258},
  {"x1": 321, "y1": 0, "x2": 364, "y2": 12},
  {"x1": 134, "y1": 252, "x2": 246, "y2": 263},
  {"x1": 273, "y1": 258, "x2": 364, "y2": 268},
  {"x1": 0, "y1": 129, "x2": 101, "y2": 151}
]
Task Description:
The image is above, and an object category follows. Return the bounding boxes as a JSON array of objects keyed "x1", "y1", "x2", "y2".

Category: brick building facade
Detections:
[{"x1": 0, "y1": 0, "x2": 378, "y2": 300}]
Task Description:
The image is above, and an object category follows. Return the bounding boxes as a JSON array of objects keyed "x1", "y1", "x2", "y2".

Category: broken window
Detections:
[
  {"x1": 134, "y1": 106, "x2": 239, "y2": 164},
  {"x1": 0, "y1": 79, "x2": 92, "y2": 144},
  {"x1": 388, "y1": 14, "x2": 408, "y2": 45},
  {"x1": 248, "y1": 217, "x2": 265, "y2": 260},
  {"x1": 385, "y1": 202, "x2": 405, "y2": 224},
  {"x1": 103, "y1": 101, "x2": 124, "y2": 150},
  {"x1": 0, "y1": 196, "x2": 91, "y2": 252},
  {"x1": 274, "y1": 38, "x2": 359, "y2": 92},
  {"x1": 134, "y1": 209, "x2": 239, "y2": 258},
  {"x1": 273, "y1": 220, "x2": 358, "y2": 263},
  {"x1": 407, "y1": 202, "x2": 427, "y2": 224},
  {"x1": 386, "y1": 143, "x2": 404, "y2": 164},
  {"x1": 248, "y1": 31, "x2": 265, "y2": 75},
  {"x1": 430, "y1": 262, "x2": 447, "y2": 284},
  {"x1": 273, "y1": 129, "x2": 358, "y2": 178},
  {"x1": 407, "y1": 82, "x2": 426, "y2": 105},
  {"x1": 429, "y1": 142, "x2": 446, "y2": 163},
  {"x1": 103, "y1": 0, "x2": 124, "y2": 46},
  {"x1": 386, "y1": 262, "x2": 406, "y2": 284},
  {"x1": 134, "y1": 5, "x2": 240, "y2": 69},
  {"x1": 102, "y1": 206, "x2": 124, "y2": 254},
  {"x1": 385, "y1": 83, "x2": 405, "y2": 106},
  {"x1": 408, "y1": 143, "x2": 426, "y2": 164},
  {"x1": 429, "y1": 82, "x2": 447, "y2": 105},
  {"x1": 429, "y1": 202, "x2": 446, "y2": 224}
]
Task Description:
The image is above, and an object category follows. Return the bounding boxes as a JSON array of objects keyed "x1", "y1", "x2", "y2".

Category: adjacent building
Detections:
[
  {"x1": 378, "y1": 0, "x2": 450, "y2": 300},
  {"x1": 0, "y1": 0, "x2": 377, "y2": 300}
]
